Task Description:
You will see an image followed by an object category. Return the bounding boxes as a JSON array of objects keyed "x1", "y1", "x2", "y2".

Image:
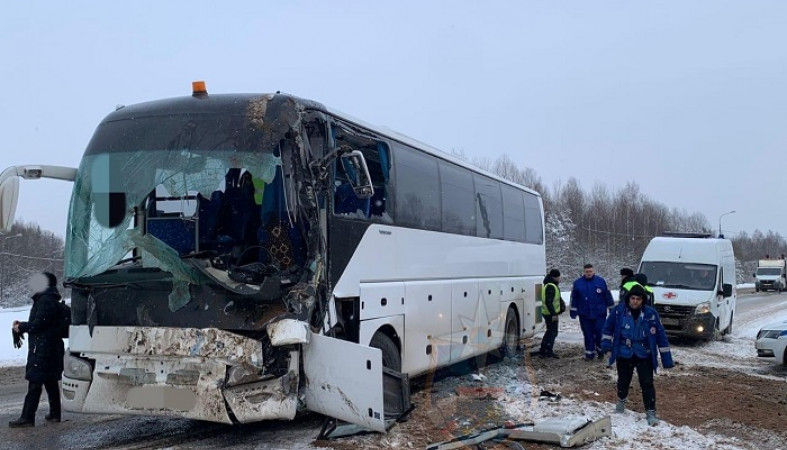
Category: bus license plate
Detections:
[{"x1": 660, "y1": 317, "x2": 679, "y2": 326}]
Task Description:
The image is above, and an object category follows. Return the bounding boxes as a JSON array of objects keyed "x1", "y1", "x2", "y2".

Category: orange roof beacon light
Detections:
[{"x1": 192, "y1": 81, "x2": 208, "y2": 97}]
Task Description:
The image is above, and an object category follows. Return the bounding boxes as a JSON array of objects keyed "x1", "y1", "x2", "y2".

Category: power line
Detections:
[
  {"x1": 0, "y1": 252, "x2": 63, "y2": 262},
  {"x1": 574, "y1": 225, "x2": 657, "y2": 239}
]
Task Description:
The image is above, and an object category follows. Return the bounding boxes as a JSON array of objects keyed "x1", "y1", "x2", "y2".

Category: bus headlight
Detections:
[
  {"x1": 64, "y1": 354, "x2": 93, "y2": 381},
  {"x1": 695, "y1": 302, "x2": 711, "y2": 315}
]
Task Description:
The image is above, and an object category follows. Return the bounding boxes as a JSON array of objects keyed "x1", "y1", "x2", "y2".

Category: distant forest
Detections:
[
  {"x1": 1, "y1": 154, "x2": 783, "y2": 307},
  {"x1": 0, "y1": 221, "x2": 65, "y2": 308},
  {"x1": 460, "y1": 152, "x2": 786, "y2": 284}
]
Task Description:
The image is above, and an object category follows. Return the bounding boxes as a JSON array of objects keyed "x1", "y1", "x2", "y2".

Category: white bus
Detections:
[{"x1": 0, "y1": 82, "x2": 545, "y2": 432}]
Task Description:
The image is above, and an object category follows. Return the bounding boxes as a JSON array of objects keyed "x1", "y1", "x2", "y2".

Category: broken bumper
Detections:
[{"x1": 62, "y1": 325, "x2": 298, "y2": 424}]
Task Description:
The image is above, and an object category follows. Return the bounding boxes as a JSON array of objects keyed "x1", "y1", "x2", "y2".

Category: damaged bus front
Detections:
[{"x1": 0, "y1": 87, "x2": 396, "y2": 431}]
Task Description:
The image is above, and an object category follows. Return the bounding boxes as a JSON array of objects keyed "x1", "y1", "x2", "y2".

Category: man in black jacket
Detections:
[{"x1": 9, "y1": 272, "x2": 64, "y2": 428}]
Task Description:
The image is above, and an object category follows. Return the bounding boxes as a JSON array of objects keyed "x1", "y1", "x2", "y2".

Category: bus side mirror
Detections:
[
  {"x1": 721, "y1": 283, "x2": 732, "y2": 298},
  {"x1": 340, "y1": 150, "x2": 374, "y2": 199},
  {"x1": 0, "y1": 176, "x2": 20, "y2": 233}
]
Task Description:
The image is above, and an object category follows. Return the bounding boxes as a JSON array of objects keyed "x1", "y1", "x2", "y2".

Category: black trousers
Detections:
[
  {"x1": 616, "y1": 355, "x2": 656, "y2": 411},
  {"x1": 21, "y1": 379, "x2": 60, "y2": 421},
  {"x1": 540, "y1": 316, "x2": 559, "y2": 355}
]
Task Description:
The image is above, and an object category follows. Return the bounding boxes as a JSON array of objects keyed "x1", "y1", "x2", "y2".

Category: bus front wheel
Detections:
[
  {"x1": 501, "y1": 307, "x2": 520, "y2": 358},
  {"x1": 370, "y1": 331, "x2": 402, "y2": 373}
]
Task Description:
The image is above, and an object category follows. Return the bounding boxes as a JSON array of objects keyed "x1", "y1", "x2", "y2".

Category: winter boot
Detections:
[
  {"x1": 646, "y1": 410, "x2": 659, "y2": 426},
  {"x1": 45, "y1": 413, "x2": 61, "y2": 422},
  {"x1": 8, "y1": 417, "x2": 34, "y2": 428},
  {"x1": 615, "y1": 398, "x2": 627, "y2": 414}
]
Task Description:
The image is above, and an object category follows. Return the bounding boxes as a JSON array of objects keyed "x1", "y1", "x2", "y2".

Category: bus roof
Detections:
[{"x1": 100, "y1": 92, "x2": 541, "y2": 198}]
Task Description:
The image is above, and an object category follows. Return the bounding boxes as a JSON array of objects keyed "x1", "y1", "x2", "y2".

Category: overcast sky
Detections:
[{"x1": 2, "y1": 1, "x2": 786, "y2": 239}]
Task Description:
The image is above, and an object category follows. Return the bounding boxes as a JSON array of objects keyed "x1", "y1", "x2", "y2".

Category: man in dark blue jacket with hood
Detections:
[
  {"x1": 570, "y1": 264, "x2": 614, "y2": 360},
  {"x1": 600, "y1": 284, "x2": 673, "y2": 426}
]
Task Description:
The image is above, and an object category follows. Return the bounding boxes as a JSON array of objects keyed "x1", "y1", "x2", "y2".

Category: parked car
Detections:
[{"x1": 755, "y1": 320, "x2": 787, "y2": 366}]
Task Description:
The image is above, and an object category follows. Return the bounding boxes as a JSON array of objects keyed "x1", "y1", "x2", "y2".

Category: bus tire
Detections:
[
  {"x1": 370, "y1": 332, "x2": 401, "y2": 373},
  {"x1": 501, "y1": 307, "x2": 520, "y2": 358},
  {"x1": 723, "y1": 313, "x2": 733, "y2": 335}
]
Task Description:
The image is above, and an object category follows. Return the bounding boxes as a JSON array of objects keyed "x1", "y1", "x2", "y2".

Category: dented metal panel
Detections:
[
  {"x1": 224, "y1": 350, "x2": 300, "y2": 423},
  {"x1": 79, "y1": 356, "x2": 232, "y2": 423},
  {"x1": 70, "y1": 325, "x2": 262, "y2": 365},
  {"x1": 302, "y1": 333, "x2": 386, "y2": 433},
  {"x1": 64, "y1": 325, "x2": 273, "y2": 423}
]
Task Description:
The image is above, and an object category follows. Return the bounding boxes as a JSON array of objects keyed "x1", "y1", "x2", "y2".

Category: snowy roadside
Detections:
[
  {"x1": 0, "y1": 305, "x2": 32, "y2": 367},
  {"x1": 334, "y1": 287, "x2": 787, "y2": 450},
  {"x1": 2, "y1": 288, "x2": 786, "y2": 450},
  {"x1": 0, "y1": 302, "x2": 71, "y2": 368}
]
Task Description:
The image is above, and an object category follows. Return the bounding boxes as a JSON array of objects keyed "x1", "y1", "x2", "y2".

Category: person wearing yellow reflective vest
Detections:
[
  {"x1": 534, "y1": 269, "x2": 563, "y2": 358},
  {"x1": 620, "y1": 273, "x2": 654, "y2": 307},
  {"x1": 618, "y1": 268, "x2": 637, "y2": 303}
]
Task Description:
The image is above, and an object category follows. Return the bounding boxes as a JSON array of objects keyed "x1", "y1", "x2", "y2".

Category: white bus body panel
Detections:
[
  {"x1": 333, "y1": 225, "x2": 544, "y2": 295},
  {"x1": 360, "y1": 282, "x2": 406, "y2": 320},
  {"x1": 335, "y1": 224, "x2": 544, "y2": 376},
  {"x1": 302, "y1": 333, "x2": 387, "y2": 432},
  {"x1": 401, "y1": 281, "x2": 453, "y2": 374},
  {"x1": 451, "y1": 279, "x2": 484, "y2": 362}
]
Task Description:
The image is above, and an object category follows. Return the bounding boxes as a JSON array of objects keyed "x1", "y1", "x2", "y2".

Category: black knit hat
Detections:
[
  {"x1": 548, "y1": 269, "x2": 561, "y2": 278},
  {"x1": 620, "y1": 268, "x2": 634, "y2": 277},
  {"x1": 628, "y1": 284, "x2": 648, "y2": 299},
  {"x1": 634, "y1": 273, "x2": 648, "y2": 286}
]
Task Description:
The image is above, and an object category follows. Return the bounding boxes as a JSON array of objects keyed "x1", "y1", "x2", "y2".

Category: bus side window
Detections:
[{"x1": 333, "y1": 141, "x2": 391, "y2": 222}]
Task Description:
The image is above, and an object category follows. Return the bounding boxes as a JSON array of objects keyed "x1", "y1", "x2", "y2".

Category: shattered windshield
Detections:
[
  {"x1": 66, "y1": 149, "x2": 281, "y2": 278},
  {"x1": 639, "y1": 262, "x2": 717, "y2": 291}
]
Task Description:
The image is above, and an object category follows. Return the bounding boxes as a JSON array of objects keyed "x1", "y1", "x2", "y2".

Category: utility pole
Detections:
[{"x1": 718, "y1": 210, "x2": 736, "y2": 238}]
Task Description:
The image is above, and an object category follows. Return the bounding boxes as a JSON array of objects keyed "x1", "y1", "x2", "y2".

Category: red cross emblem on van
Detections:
[{"x1": 662, "y1": 292, "x2": 677, "y2": 299}]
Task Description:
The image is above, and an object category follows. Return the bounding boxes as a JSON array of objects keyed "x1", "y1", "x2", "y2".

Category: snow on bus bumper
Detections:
[{"x1": 62, "y1": 325, "x2": 298, "y2": 424}]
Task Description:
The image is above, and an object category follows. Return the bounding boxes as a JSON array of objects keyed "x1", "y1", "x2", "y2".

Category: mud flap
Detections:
[{"x1": 302, "y1": 333, "x2": 386, "y2": 432}]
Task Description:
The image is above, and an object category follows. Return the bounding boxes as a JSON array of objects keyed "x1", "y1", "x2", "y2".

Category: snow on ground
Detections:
[
  {"x1": 492, "y1": 285, "x2": 787, "y2": 449},
  {"x1": 2, "y1": 287, "x2": 785, "y2": 449},
  {"x1": 0, "y1": 302, "x2": 70, "y2": 368},
  {"x1": 1, "y1": 305, "x2": 32, "y2": 367},
  {"x1": 501, "y1": 394, "x2": 746, "y2": 450}
]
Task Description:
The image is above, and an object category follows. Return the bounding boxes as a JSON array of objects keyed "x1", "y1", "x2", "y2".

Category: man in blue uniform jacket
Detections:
[
  {"x1": 570, "y1": 264, "x2": 614, "y2": 360},
  {"x1": 600, "y1": 284, "x2": 674, "y2": 426}
]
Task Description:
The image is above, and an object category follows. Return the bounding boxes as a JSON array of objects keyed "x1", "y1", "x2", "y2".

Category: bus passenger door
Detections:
[{"x1": 302, "y1": 333, "x2": 387, "y2": 432}]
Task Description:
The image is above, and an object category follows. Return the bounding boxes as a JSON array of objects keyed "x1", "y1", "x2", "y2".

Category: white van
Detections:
[{"x1": 638, "y1": 233, "x2": 736, "y2": 340}]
